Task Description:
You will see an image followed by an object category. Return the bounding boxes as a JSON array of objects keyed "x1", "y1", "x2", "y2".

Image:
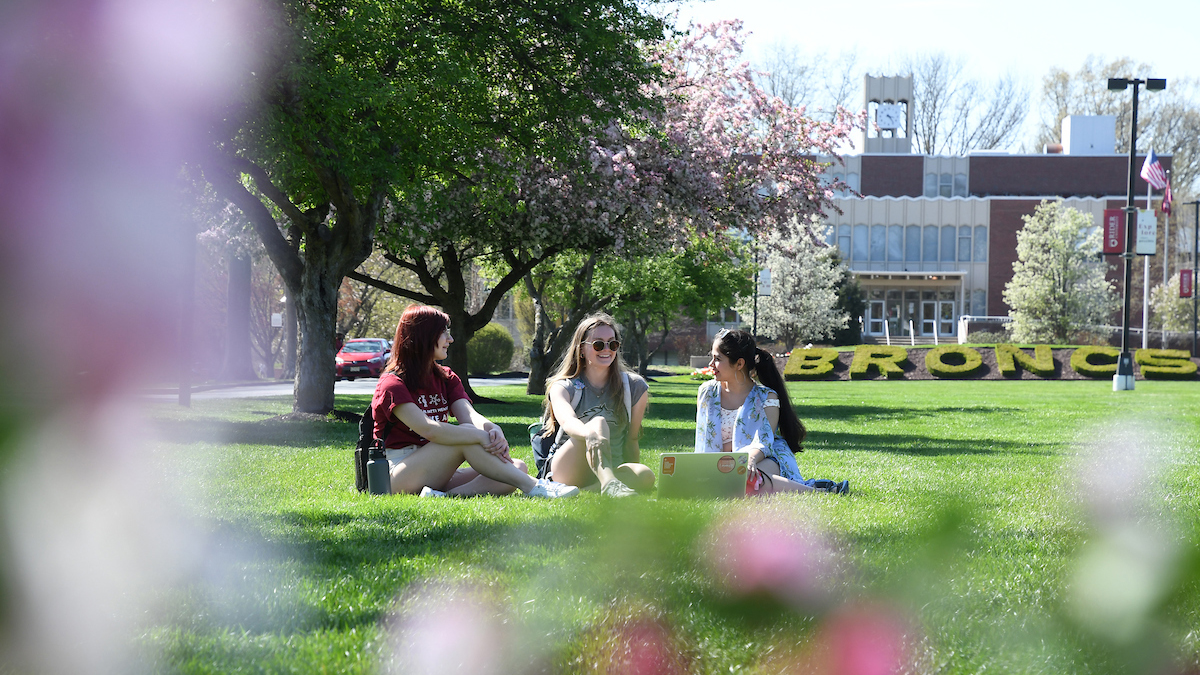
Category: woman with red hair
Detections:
[{"x1": 371, "y1": 305, "x2": 579, "y2": 498}]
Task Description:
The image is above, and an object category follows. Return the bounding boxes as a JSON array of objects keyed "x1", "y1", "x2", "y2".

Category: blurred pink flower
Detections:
[
  {"x1": 701, "y1": 505, "x2": 835, "y2": 607},
  {"x1": 814, "y1": 604, "x2": 913, "y2": 675},
  {"x1": 384, "y1": 582, "x2": 511, "y2": 675}
]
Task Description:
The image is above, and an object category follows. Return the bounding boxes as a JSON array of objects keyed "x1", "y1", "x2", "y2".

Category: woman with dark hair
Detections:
[
  {"x1": 371, "y1": 305, "x2": 579, "y2": 498},
  {"x1": 695, "y1": 329, "x2": 848, "y2": 495},
  {"x1": 538, "y1": 313, "x2": 654, "y2": 497}
]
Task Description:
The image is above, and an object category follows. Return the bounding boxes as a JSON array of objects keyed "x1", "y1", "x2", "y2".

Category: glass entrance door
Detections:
[
  {"x1": 868, "y1": 300, "x2": 884, "y2": 335},
  {"x1": 938, "y1": 301, "x2": 956, "y2": 336},
  {"x1": 921, "y1": 301, "x2": 936, "y2": 335}
]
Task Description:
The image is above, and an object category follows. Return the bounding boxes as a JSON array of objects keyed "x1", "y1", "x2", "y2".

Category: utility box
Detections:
[{"x1": 1062, "y1": 115, "x2": 1116, "y2": 155}]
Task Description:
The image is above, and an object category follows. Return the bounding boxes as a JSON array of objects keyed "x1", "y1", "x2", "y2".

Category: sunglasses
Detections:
[
  {"x1": 715, "y1": 328, "x2": 731, "y2": 339},
  {"x1": 583, "y1": 339, "x2": 621, "y2": 352}
]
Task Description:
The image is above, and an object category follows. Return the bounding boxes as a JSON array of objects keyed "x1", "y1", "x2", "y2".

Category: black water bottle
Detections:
[{"x1": 367, "y1": 444, "x2": 390, "y2": 495}]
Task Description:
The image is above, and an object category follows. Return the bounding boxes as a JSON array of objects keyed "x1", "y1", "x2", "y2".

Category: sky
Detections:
[{"x1": 675, "y1": 0, "x2": 1200, "y2": 83}]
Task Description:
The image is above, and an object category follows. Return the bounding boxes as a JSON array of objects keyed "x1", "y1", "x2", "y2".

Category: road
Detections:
[{"x1": 140, "y1": 377, "x2": 529, "y2": 400}]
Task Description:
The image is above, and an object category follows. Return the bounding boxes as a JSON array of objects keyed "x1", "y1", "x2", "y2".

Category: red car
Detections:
[{"x1": 336, "y1": 338, "x2": 391, "y2": 380}]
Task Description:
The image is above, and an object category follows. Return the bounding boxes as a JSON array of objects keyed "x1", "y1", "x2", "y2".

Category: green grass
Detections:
[{"x1": 140, "y1": 378, "x2": 1200, "y2": 674}]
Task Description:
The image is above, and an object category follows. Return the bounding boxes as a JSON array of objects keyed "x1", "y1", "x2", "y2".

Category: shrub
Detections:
[
  {"x1": 1135, "y1": 349, "x2": 1199, "y2": 380},
  {"x1": 466, "y1": 323, "x2": 515, "y2": 375},
  {"x1": 994, "y1": 344, "x2": 1055, "y2": 378},
  {"x1": 966, "y1": 330, "x2": 1009, "y2": 344},
  {"x1": 849, "y1": 346, "x2": 908, "y2": 380},
  {"x1": 924, "y1": 345, "x2": 983, "y2": 378},
  {"x1": 1069, "y1": 345, "x2": 1119, "y2": 378},
  {"x1": 784, "y1": 348, "x2": 840, "y2": 380}
]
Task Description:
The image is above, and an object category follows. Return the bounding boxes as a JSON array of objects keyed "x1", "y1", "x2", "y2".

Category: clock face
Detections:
[{"x1": 877, "y1": 103, "x2": 902, "y2": 130}]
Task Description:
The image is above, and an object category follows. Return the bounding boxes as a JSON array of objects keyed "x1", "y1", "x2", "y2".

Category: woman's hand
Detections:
[{"x1": 482, "y1": 424, "x2": 512, "y2": 462}]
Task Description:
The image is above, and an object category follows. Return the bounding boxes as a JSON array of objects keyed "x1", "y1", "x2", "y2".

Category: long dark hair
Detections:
[
  {"x1": 385, "y1": 305, "x2": 450, "y2": 392},
  {"x1": 715, "y1": 330, "x2": 806, "y2": 453}
]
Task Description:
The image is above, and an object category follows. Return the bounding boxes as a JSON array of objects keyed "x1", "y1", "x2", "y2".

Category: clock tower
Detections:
[{"x1": 864, "y1": 75, "x2": 913, "y2": 154}]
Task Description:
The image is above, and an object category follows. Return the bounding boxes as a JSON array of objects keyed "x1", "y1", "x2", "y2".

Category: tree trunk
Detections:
[
  {"x1": 282, "y1": 295, "x2": 298, "y2": 378},
  {"x1": 525, "y1": 286, "x2": 555, "y2": 395},
  {"x1": 291, "y1": 261, "x2": 342, "y2": 414},
  {"x1": 219, "y1": 253, "x2": 258, "y2": 381}
]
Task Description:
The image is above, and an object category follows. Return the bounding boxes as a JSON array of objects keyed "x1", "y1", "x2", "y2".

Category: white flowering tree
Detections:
[
  {"x1": 1003, "y1": 201, "x2": 1117, "y2": 344},
  {"x1": 1149, "y1": 277, "x2": 1195, "y2": 332},
  {"x1": 735, "y1": 225, "x2": 848, "y2": 351}
]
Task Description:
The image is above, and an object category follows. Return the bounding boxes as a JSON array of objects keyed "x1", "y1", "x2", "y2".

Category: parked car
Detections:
[{"x1": 336, "y1": 338, "x2": 390, "y2": 380}]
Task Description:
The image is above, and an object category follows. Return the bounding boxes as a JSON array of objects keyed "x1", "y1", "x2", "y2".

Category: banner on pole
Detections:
[
  {"x1": 1182, "y1": 269, "x2": 1194, "y2": 298},
  {"x1": 1136, "y1": 209, "x2": 1157, "y2": 255},
  {"x1": 1102, "y1": 209, "x2": 1124, "y2": 254},
  {"x1": 757, "y1": 268, "x2": 771, "y2": 296}
]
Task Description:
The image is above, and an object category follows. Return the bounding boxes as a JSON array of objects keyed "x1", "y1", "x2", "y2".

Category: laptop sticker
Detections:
[
  {"x1": 662, "y1": 456, "x2": 675, "y2": 475},
  {"x1": 718, "y1": 455, "x2": 735, "y2": 473}
]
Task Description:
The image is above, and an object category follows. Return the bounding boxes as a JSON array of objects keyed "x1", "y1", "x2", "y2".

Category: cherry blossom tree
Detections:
[{"x1": 357, "y1": 21, "x2": 861, "y2": 394}]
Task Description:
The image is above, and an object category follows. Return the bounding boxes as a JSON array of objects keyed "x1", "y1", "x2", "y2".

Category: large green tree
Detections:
[
  {"x1": 1003, "y1": 201, "x2": 1117, "y2": 344},
  {"x1": 204, "y1": 0, "x2": 667, "y2": 412}
]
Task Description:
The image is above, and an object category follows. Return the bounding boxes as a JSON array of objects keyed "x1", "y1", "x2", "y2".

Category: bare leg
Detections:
[
  {"x1": 392, "y1": 443, "x2": 535, "y2": 495},
  {"x1": 550, "y1": 421, "x2": 622, "y2": 488},
  {"x1": 614, "y1": 463, "x2": 655, "y2": 492},
  {"x1": 447, "y1": 459, "x2": 528, "y2": 497},
  {"x1": 749, "y1": 458, "x2": 816, "y2": 495}
]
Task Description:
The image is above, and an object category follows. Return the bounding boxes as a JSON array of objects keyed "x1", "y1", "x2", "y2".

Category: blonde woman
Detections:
[{"x1": 538, "y1": 313, "x2": 655, "y2": 497}]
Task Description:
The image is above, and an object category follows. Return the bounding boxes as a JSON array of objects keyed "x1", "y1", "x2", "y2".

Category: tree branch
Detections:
[{"x1": 346, "y1": 270, "x2": 437, "y2": 305}]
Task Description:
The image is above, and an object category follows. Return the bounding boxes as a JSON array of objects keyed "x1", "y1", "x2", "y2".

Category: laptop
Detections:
[{"x1": 657, "y1": 452, "x2": 749, "y2": 499}]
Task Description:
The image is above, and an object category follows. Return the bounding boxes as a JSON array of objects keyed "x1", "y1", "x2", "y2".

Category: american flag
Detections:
[
  {"x1": 1141, "y1": 149, "x2": 1169, "y2": 190},
  {"x1": 1161, "y1": 182, "x2": 1172, "y2": 216}
]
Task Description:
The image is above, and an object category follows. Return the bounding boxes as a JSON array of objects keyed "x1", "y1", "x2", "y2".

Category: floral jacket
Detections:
[{"x1": 693, "y1": 379, "x2": 803, "y2": 482}]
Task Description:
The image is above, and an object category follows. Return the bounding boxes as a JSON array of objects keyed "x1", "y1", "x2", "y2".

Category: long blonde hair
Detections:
[{"x1": 542, "y1": 313, "x2": 634, "y2": 431}]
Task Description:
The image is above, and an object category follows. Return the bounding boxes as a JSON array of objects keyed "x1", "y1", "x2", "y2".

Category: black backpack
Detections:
[{"x1": 353, "y1": 406, "x2": 393, "y2": 492}]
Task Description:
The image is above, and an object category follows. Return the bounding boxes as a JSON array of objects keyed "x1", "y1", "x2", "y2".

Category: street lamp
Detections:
[{"x1": 1107, "y1": 76, "x2": 1166, "y2": 391}]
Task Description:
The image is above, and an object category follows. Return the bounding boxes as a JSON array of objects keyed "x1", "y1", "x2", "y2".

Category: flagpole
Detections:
[{"x1": 1143, "y1": 180, "x2": 1151, "y2": 350}]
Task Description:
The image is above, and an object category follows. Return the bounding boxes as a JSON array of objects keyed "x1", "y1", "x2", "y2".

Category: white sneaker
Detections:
[
  {"x1": 419, "y1": 486, "x2": 448, "y2": 498},
  {"x1": 524, "y1": 478, "x2": 580, "y2": 499}
]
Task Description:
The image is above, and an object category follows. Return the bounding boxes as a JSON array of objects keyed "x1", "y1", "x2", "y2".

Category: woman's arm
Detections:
[
  {"x1": 451, "y1": 398, "x2": 509, "y2": 455},
  {"x1": 549, "y1": 383, "x2": 592, "y2": 438},
  {"x1": 391, "y1": 401, "x2": 490, "y2": 447},
  {"x1": 623, "y1": 389, "x2": 650, "y2": 463}
]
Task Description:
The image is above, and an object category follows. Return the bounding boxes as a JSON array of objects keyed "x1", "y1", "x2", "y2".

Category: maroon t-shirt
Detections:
[{"x1": 371, "y1": 368, "x2": 469, "y2": 448}]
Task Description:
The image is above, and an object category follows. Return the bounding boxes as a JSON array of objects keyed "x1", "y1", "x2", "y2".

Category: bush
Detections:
[
  {"x1": 784, "y1": 348, "x2": 840, "y2": 380},
  {"x1": 466, "y1": 323, "x2": 515, "y2": 376},
  {"x1": 849, "y1": 346, "x2": 908, "y2": 380},
  {"x1": 1135, "y1": 349, "x2": 1199, "y2": 380},
  {"x1": 924, "y1": 345, "x2": 983, "y2": 378},
  {"x1": 966, "y1": 330, "x2": 1009, "y2": 344},
  {"x1": 994, "y1": 344, "x2": 1055, "y2": 378},
  {"x1": 1069, "y1": 345, "x2": 1119, "y2": 378}
]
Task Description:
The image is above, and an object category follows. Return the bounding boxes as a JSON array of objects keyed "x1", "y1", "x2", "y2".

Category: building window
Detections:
[
  {"x1": 954, "y1": 173, "x2": 968, "y2": 197},
  {"x1": 838, "y1": 225, "x2": 851, "y2": 259},
  {"x1": 870, "y1": 225, "x2": 886, "y2": 261},
  {"x1": 905, "y1": 225, "x2": 921, "y2": 262},
  {"x1": 924, "y1": 173, "x2": 937, "y2": 198},
  {"x1": 974, "y1": 226, "x2": 988, "y2": 261},
  {"x1": 972, "y1": 289, "x2": 987, "y2": 316},
  {"x1": 958, "y1": 226, "x2": 972, "y2": 261},
  {"x1": 846, "y1": 172, "x2": 860, "y2": 194},
  {"x1": 853, "y1": 224, "x2": 869, "y2": 261},
  {"x1": 888, "y1": 225, "x2": 904, "y2": 261},
  {"x1": 941, "y1": 226, "x2": 956, "y2": 262},
  {"x1": 939, "y1": 173, "x2": 953, "y2": 198},
  {"x1": 923, "y1": 226, "x2": 939, "y2": 261}
]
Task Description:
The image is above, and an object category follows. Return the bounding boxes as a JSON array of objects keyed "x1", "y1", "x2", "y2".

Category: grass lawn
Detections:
[{"x1": 140, "y1": 377, "x2": 1200, "y2": 674}]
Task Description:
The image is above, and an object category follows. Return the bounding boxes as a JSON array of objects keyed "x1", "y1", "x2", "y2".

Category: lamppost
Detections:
[
  {"x1": 1107, "y1": 76, "x2": 1166, "y2": 391},
  {"x1": 1187, "y1": 200, "x2": 1200, "y2": 357}
]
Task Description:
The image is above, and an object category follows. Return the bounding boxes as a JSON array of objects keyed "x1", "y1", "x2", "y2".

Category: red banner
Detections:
[
  {"x1": 1102, "y1": 209, "x2": 1124, "y2": 254},
  {"x1": 1182, "y1": 269, "x2": 1194, "y2": 298}
]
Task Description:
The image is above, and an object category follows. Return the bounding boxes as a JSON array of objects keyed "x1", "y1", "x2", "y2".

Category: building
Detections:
[{"x1": 821, "y1": 75, "x2": 1171, "y2": 342}]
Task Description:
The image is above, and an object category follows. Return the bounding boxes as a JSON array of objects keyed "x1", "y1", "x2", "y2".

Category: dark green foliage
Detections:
[
  {"x1": 924, "y1": 345, "x2": 984, "y2": 378},
  {"x1": 466, "y1": 323, "x2": 516, "y2": 375},
  {"x1": 829, "y1": 252, "x2": 866, "y2": 346}
]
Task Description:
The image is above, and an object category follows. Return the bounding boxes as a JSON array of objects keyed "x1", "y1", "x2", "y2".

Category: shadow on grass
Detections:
[
  {"x1": 152, "y1": 418, "x2": 358, "y2": 447},
  {"x1": 808, "y1": 431, "x2": 1058, "y2": 456}
]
